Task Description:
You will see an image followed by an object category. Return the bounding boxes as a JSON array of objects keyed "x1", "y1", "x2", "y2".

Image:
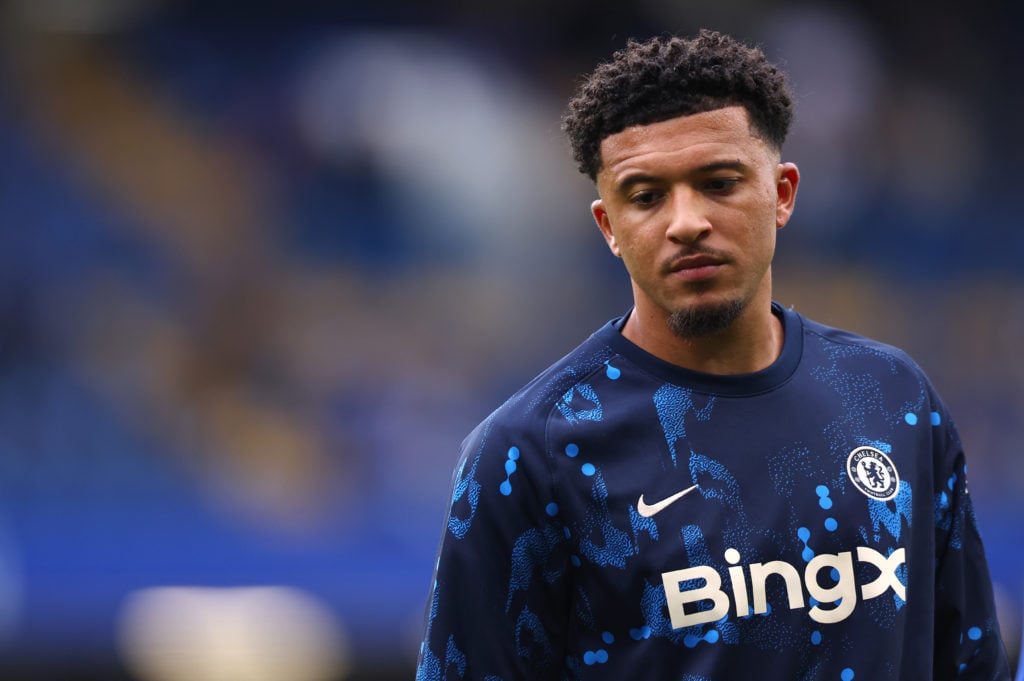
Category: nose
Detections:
[{"x1": 665, "y1": 188, "x2": 713, "y2": 243}]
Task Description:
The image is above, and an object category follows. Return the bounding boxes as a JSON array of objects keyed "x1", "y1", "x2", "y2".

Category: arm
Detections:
[
  {"x1": 932, "y1": 410, "x2": 1011, "y2": 680},
  {"x1": 416, "y1": 416, "x2": 571, "y2": 681}
]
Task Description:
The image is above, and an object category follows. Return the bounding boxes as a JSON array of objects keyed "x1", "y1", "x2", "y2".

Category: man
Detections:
[{"x1": 416, "y1": 29, "x2": 1011, "y2": 680}]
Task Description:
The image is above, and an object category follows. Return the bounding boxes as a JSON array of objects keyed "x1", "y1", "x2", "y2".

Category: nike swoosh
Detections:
[{"x1": 636, "y1": 484, "x2": 700, "y2": 518}]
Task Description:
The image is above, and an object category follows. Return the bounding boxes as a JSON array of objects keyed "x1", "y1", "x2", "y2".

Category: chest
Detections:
[{"x1": 546, "y1": 380, "x2": 931, "y2": 633}]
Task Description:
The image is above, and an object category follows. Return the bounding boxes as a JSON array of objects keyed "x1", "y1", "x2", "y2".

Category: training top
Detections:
[{"x1": 416, "y1": 303, "x2": 1011, "y2": 681}]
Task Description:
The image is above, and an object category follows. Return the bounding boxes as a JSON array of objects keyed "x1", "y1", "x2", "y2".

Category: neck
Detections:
[{"x1": 622, "y1": 292, "x2": 784, "y2": 375}]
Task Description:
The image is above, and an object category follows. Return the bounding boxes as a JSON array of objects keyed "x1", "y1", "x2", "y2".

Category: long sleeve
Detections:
[
  {"x1": 416, "y1": 415, "x2": 572, "y2": 680},
  {"x1": 932, "y1": 410, "x2": 1011, "y2": 680}
]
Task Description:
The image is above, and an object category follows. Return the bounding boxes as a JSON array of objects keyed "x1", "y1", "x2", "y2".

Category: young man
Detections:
[{"x1": 416, "y1": 30, "x2": 1011, "y2": 680}]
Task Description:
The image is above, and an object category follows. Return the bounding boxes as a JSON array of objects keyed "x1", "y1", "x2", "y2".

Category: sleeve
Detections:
[
  {"x1": 416, "y1": 414, "x2": 572, "y2": 681},
  {"x1": 931, "y1": 405, "x2": 1012, "y2": 680}
]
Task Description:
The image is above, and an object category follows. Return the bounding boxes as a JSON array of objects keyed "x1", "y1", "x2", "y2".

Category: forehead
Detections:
[{"x1": 598, "y1": 106, "x2": 771, "y2": 182}]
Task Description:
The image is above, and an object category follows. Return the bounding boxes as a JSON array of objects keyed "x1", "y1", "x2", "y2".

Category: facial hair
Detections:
[{"x1": 667, "y1": 298, "x2": 745, "y2": 339}]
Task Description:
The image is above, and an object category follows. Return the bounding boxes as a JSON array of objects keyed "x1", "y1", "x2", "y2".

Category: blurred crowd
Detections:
[{"x1": 0, "y1": 1, "x2": 1021, "y2": 678}]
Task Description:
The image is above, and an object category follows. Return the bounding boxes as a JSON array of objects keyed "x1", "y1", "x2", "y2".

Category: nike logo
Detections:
[{"x1": 637, "y1": 484, "x2": 700, "y2": 518}]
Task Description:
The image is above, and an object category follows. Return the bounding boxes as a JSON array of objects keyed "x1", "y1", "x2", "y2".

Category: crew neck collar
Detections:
[{"x1": 598, "y1": 301, "x2": 803, "y2": 396}]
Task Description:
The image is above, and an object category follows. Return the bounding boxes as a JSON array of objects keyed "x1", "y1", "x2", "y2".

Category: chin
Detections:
[{"x1": 667, "y1": 298, "x2": 745, "y2": 339}]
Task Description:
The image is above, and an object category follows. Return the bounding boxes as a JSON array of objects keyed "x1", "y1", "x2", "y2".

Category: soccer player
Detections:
[{"x1": 415, "y1": 29, "x2": 1011, "y2": 680}]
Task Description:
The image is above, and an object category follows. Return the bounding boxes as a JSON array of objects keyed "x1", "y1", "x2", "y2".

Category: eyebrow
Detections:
[
  {"x1": 697, "y1": 160, "x2": 747, "y2": 173},
  {"x1": 613, "y1": 160, "x2": 748, "y2": 192}
]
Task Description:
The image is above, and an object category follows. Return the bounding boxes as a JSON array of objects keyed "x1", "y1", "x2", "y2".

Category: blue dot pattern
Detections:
[
  {"x1": 797, "y1": 526, "x2": 814, "y2": 562},
  {"x1": 499, "y1": 446, "x2": 519, "y2": 496},
  {"x1": 417, "y1": 306, "x2": 1011, "y2": 680},
  {"x1": 817, "y1": 484, "x2": 834, "y2": 509},
  {"x1": 683, "y1": 628, "x2": 721, "y2": 648},
  {"x1": 629, "y1": 626, "x2": 652, "y2": 640}
]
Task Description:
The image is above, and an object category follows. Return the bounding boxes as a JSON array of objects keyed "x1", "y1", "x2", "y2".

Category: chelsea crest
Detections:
[{"x1": 847, "y1": 446, "x2": 900, "y2": 501}]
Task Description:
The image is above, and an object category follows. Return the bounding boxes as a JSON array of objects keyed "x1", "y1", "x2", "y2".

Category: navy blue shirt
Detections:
[{"x1": 417, "y1": 303, "x2": 1010, "y2": 680}]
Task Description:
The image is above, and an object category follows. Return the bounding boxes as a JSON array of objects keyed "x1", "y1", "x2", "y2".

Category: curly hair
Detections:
[{"x1": 563, "y1": 30, "x2": 794, "y2": 181}]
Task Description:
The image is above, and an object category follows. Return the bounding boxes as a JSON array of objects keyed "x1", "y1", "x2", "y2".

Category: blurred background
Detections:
[{"x1": 0, "y1": 0, "x2": 1021, "y2": 679}]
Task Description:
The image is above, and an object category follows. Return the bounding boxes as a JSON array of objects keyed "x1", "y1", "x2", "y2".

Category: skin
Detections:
[{"x1": 591, "y1": 106, "x2": 800, "y2": 375}]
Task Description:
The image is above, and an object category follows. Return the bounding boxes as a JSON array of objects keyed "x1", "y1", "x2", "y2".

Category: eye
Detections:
[
  {"x1": 629, "y1": 190, "x2": 663, "y2": 207},
  {"x1": 704, "y1": 177, "x2": 740, "y2": 194}
]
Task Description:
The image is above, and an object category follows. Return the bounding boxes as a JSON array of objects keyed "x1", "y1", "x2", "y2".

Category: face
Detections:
[{"x1": 592, "y1": 106, "x2": 799, "y2": 338}]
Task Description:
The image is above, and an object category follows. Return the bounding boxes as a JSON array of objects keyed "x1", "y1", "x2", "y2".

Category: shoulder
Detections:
[
  {"x1": 797, "y1": 311, "x2": 928, "y2": 378},
  {"x1": 483, "y1": 322, "x2": 620, "y2": 438},
  {"x1": 459, "y1": 319, "x2": 621, "y2": 459},
  {"x1": 793, "y1": 310, "x2": 954, "y2": 413},
  {"x1": 793, "y1": 310, "x2": 965, "y2": 449}
]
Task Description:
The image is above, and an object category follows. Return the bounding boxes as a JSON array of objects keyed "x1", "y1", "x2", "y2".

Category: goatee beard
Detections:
[{"x1": 667, "y1": 299, "x2": 745, "y2": 339}]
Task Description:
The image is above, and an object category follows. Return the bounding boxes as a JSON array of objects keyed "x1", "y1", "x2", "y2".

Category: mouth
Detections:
[{"x1": 665, "y1": 253, "x2": 726, "y2": 281}]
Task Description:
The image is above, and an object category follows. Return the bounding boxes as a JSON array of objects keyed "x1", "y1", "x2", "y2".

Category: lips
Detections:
[
  {"x1": 668, "y1": 254, "x2": 722, "y2": 271},
  {"x1": 663, "y1": 252, "x2": 727, "y2": 280}
]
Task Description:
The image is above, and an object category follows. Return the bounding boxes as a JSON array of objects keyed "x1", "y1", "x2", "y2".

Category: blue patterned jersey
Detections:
[{"x1": 416, "y1": 303, "x2": 1010, "y2": 680}]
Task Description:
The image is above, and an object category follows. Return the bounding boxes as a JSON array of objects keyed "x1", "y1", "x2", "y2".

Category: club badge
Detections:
[{"x1": 847, "y1": 446, "x2": 900, "y2": 501}]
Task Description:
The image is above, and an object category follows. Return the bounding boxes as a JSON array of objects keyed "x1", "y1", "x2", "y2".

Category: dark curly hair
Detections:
[{"x1": 563, "y1": 30, "x2": 794, "y2": 181}]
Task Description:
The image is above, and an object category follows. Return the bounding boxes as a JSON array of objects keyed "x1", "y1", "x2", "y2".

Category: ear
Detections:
[
  {"x1": 775, "y1": 162, "x2": 800, "y2": 229},
  {"x1": 592, "y1": 199, "x2": 621, "y2": 257}
]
